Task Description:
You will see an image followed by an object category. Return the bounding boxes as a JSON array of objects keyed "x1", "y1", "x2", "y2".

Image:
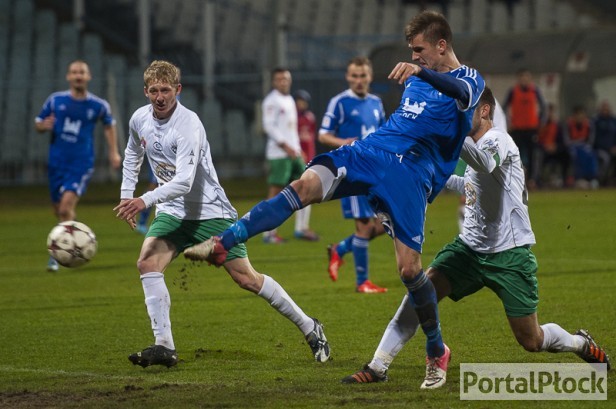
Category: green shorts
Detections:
[
  {"x1": 267, "y1": 157, "x2": 306, "y2": 186},
  {"x1": 429, "y1": 237, "x2": 538, "y2": 317},
  {"x1": 146, "y1": 213, "x2": 247, "y2": 262}
]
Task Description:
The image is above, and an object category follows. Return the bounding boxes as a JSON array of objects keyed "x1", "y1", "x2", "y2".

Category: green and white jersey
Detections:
[
  {"x1": 262, "y1": 89, "x2": 301, "y2": 160},
  {"x1": 446, "y1": 127, "x2": 536, "y2": 253},
  {"x1": 121, "y1": 101, "x2": 237, "y2": 220}
]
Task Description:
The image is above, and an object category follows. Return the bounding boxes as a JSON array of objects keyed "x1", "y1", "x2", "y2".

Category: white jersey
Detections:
[
  {"x1": 446, "y1": 127, "x2": 536, "y2": 253},
  {"x1": 121, "y1": 101, "x2": 237, "y2": 220},
  {"x1": 262, "y1": 89, "x2": 301, "y2": 160}
]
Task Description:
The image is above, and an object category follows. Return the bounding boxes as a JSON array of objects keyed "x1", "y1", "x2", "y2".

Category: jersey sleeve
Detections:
[
  {"x1": 378, "y1": 99, "x2": 386, "y2": 126},
  {"x1": 445, "y1": 174, "x2": 465, "y2": 193},
  {"x1": 100, "y1": 99, "x2": 115, "y2": 126},
  {"x1": 35, "y1": 94, "x2": 53, "y2": 121},
  {"x1": 319, "y1": 97, "x2": 341, "y2": 134},
  {"x1": 262, "y1": 98, "x2": 287, "y2": 144},
  {"x1": 120, "y1": 115, "x2": 145, "y2": 199},
  {"x1": 460, "y1": 133, "x2": 502, "y2": 174},
  {"x1": 455, "y1": 67, "x2": 485, "y2": 112}
]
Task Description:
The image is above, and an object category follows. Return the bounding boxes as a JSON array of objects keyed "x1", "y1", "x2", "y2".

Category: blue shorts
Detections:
[
  {"x1": 340, "y1": 195, "x2": 375, "y2": 219},
  {"x1": 309, "y1": 140, "x2": 433, "y2": 253},
  {"x1": 48, "y1": 165, "x2": 94, "y2": 203}
]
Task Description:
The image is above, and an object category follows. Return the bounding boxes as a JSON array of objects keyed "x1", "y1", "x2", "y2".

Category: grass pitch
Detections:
[{"x1": 0, "y1": 180, "x2": 614, "y2": 408}]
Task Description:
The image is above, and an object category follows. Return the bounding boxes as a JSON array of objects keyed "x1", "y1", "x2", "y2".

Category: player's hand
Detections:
[
  {"x1": 114, "y1": 198, "x2": 145, "y2": 228},
  {"x1": 109, "y1": 151, "x2": 122, "y2": 170},
  {"x1": 41, "y1": 114, "x2": 55, "y2": 130},
  {"x1": 388, "y1": 62, "x2": 422, "y2": 84},
  {"x1": 342, "y1": 137, "x2": 358, "y2": 146}
]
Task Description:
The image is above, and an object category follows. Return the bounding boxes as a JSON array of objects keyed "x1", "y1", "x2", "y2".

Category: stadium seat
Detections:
[
  {"x1": 225, "y1": 110, "x2": 250, "y2": 156},
  {"x1": 202, "y1": 98, "x2": 225, "y2": 158},
  {"x1": 56, "y1": 24, "x2": 79, "y2": 89}
]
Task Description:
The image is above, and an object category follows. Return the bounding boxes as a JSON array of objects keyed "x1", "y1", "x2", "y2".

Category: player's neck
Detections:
[
  {"x1": 436, "y1": 52, "x2": 461, "y2": 73},
  {"x1": 471, "y1": 121, "x2": 493, "y2": 142},
  {"x1": 70, "y1": 88, "x2": 87, "y2": 99}
]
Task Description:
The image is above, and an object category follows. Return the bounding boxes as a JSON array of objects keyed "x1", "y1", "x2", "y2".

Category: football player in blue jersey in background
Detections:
[
  {"x1": 35, "y1": 60, "x2": 121, "y2": 272},
  {"x1": 319, "y1": 56, "x2": 389, "y2": 293},
  {"x1": 185, "y1": 10, "x2": 485, "y2": 389}
]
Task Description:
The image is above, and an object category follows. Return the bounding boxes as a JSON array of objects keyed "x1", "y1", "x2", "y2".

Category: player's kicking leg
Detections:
[{"x1": 222, "y1": 257, "x2": 330, "y2": 362}]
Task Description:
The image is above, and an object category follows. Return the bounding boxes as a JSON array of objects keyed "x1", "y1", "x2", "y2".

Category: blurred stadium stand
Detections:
[{"x1": 0, "y1": 0, "x2": 615, "y2": 185}]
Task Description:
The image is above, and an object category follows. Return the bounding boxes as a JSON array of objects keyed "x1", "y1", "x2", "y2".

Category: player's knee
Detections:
[
  {"x1": 289, "y1": 176, "x2": 321, "y2": 205},
  {"x1": 516, "y1": 334, "x2": 543, "y2": 352},
  {"x1": 136, "y1": 257, "x2": 158, "y2": 274}
]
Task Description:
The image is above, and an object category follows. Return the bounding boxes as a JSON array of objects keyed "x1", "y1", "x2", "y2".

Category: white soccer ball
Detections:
[{"x1": 47, "y1": 221, "x2": 98, "y2": 268}]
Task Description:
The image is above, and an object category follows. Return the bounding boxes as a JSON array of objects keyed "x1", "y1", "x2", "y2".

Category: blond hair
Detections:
[{"x1": 143, "y1": 60, "x2": 181, "y2": 87}]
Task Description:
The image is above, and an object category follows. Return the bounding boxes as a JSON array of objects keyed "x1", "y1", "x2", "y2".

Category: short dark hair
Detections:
[
  {"x1": 479, "y1": 86, "x2": 496, "y2": 121},
  {"x1": 405, "y1": 10, "x2": 452, "y2": 46},
  {"x1": 347, "y1": 56, "x2": 372, "y2": 69},
  {"x1": 271, "y1": 67, "x2": 289, "y2": 80}
]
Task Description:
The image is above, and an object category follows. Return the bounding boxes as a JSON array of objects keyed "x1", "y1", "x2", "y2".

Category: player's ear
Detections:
[
  {"x1": 176, "y1": 83, "x2": 182, "y2": 95},
  {"x1": 143, "y1": 87, "x2": 148, "y2": 98}
]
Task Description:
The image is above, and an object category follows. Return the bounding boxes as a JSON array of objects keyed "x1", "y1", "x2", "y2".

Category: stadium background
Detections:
[{"x1": 1, "y1": 0, "x2": 615, "y2": 185}]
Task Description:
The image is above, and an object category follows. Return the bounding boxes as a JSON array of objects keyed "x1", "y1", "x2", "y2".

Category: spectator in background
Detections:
[
  {"x1": 261, "y1": 67, "x2": 317, "y2": 243},
  {"x1": 35, "y1": 59, "x2": 121, "y2": 272},
  {"x1": 535, "y1": 104, "x2": 570, "y2": 188},
  {"x1": 564, "y1": 105, "x2": 598, "y2": 189},
  {"x1": 593, "y1": 100, "x2": 616, "y2": 186},
  {"x1": 293, "y1": 89, "x2": 319, "y2": 241},
  {"x1": 503, "y1": 68, "x2": 546, "y2": 188}
]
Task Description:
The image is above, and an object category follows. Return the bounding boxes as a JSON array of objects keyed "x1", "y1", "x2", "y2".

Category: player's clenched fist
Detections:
[{"x1": 388, "y1": 62, "x2": 422, "y2": 84}]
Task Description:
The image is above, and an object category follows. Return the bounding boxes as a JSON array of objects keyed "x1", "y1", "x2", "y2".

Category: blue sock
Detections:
[
  {"x1": 336, "y1": 234, "x2": 354, "y2": 257},
  {"x1": 403, "y1": 271, "x2": 444, "y2": 358},
  {"x1": 220, "y1": 186, "x2": 303, "y2": 250},
  {"x1": 351, "y1": 236, "x2": 369, "y2": 286}
]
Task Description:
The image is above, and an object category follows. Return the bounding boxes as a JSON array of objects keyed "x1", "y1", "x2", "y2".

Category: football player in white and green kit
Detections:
[
  {"x1": 343, "y1": 87, "x2": 610, "y2": 385},
  {"x1": 114, "y1": 60, "x2": 329, "y2": 368}
]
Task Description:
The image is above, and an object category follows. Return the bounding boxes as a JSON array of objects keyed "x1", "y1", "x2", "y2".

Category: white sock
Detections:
[
  {"x1": 540, "y1": 323, "x2": 583, "y2": 353},
  {"x1": 295, "y1": 206, "x2": 311, "y2": 232},
  {"x1": 258, "y1": 275, "x2": 314, "y2": 335},
  {"x1": 141, "y1": 272, "x2": 175, "y2": 350},
  {"x1": 369, "y1": 295, "x2": 419, "y2": 375}
]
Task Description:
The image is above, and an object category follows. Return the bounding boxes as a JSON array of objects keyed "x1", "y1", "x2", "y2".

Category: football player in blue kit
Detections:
[
  {"x1": 185, "y1": 10, "x2": 485, "y2": 389},
  {"x1": 319, "y1": 56, "x2": 389, "y2": 293},
  {"x1": 35, "y1": 60, "x2": 121, "y2": 272}
]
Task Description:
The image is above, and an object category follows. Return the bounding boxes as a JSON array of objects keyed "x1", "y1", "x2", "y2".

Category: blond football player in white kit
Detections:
[
  {"x1": 114, "y1": 60, "x2": 329, "y2": 368},
  {"x1": 343, "y1": 87, "x2": 610, "y2": 387}
]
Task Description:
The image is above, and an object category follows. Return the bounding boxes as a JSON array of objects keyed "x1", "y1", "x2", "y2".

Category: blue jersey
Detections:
[
  {"x1": 366, "y1": 65, "x2": 484, "y2": 201},
  {"x1": 319, "y1": 90, "x2": 386, "y2": 140},
  {"x1": 36, "y1": 91, "x2": 115, "y2": 169}
]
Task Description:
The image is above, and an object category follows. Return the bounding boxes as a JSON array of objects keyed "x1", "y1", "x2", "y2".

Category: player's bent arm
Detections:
[
  {"x1": 417, "y1": 68, "x2": 470, "y2": 107},
  {"x1": 120, "y1": 125, "x2": 145, "y2": 199},
  {"x1": 318, "y1": 132, "x2": 351, "y2": 148},
  {"x1": 460, "y1": 138, "x2": 499, "y2": 173},
  {"x1": 445, "y1": 174, "x2": 464, "y2": 193}
]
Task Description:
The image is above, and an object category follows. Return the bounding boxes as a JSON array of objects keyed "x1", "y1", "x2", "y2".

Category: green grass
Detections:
[{"x1": 0, "y1": 180, "x2": 614, "y2": 408}]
